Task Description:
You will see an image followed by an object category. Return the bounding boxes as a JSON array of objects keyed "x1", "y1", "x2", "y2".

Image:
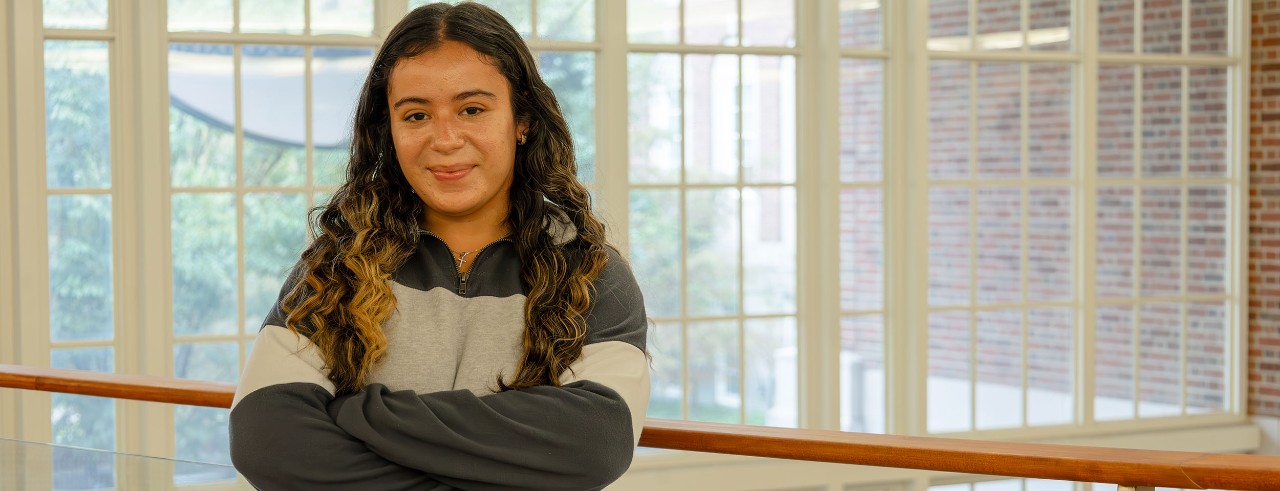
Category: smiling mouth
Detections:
[{"x1": 431, "y1": 166, "x2": 473, "y2": 181}]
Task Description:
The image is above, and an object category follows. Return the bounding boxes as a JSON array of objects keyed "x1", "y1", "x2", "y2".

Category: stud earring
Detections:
[{"x1": 517, "y1": 133, "x2": 527, "y2": 145}]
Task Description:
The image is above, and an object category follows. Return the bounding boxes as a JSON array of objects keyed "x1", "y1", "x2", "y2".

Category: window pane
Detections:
[
  {"x1": 929, "y1": 0, "x2": 970, "y2": 51},
  {"x1": 976, "y1": 0, "x2": 1020, "y2": 51},
  {"x1": 50, "y1": 344, "x2": 117, "y2": 483},
  {"x1": 52, "y1": 445, "x2": 114, "y2": 490},
  {"x1": 313, "y1": 47, "x2": 373, "y2": 186},
  {"x1": 51, "y1": 348, "x2": 115, "y2": 451},
  {"x1": 1027, "y1": 479, "x2": 1074, "y2": 491},
  {"x1": 168, "y1": 0, "x2": 233, "y2": 32},
  {"x1": 170, "y1": 44, "x2": 235, "y2": 188},
  {"x1": 976, "y1": 63, "x2": 1020, "y2": 179},
  {"x1": 174, "y1": 342, "x2": 238, "y2": 383},
  {"x1": 310, "y1": 0, "x2": 374, "y2": 36},
  {"x1": 1028, "y1": 308, "x2": 1073, "y2": 425},
  {"x1": 929, "y1": 187, "x2": 971, "y2": 306},
  {"x1": 743, "y1": 55, "x2": 796, "y2": 184},
  {"x1": 243, "y1": 45, "x2": 306, "y2": 186},
  {"x1": 539, "y1": 51, "x2": 596, "y2": 183},
  {"x1": 1142, "y1": 0, "x2": 1182, "y2": 54},
  {"x1": 43, "y1": 0, "x2": 108, "y2": 29},
  {"x1": 745, "y1": 317, "x2": 797, "y2": 427},
  {"x1": 629, "y1": 189, "x2": 681, "y2": 317},
  {"x1": 1096, "y1": 186, "x2": 1135, "y2": 298},
  {"x1": 841, "y1": 189, "x2": 884, "y2": 311},
  {"x1": 1189, "y1": 0, "x2": 1228, "y2": 54},
  {"x1": 1186, "y1": 302, "x2": 1227, "y2": 413},
  {"x1": 1187, "y1": 186, "x2": 1227, "y2": 295},
  {"x1": 975, "y1": 480, "x2": 1021, "y2": 491},
  {"x1": 628, "y1": 53, "x2": 682, "y2": 184},
  {"x1": 537, "y1": 0, "x2": 593, "y2": 42},
  {"x1": 647, "y1": 322, "x2": 683, "y2": 419},
  {"x1": 1140, "y1": 186, "x2": 1181, "y2": 296},
  {"x1": 742, "y1": 0, "x2": 794, "y2": 47},
  {"x1": 1028, "y1": 187, "x2": 1072, "y2": 302},
  {"x1": 929, "y1": 311, "x2": 971, "y2": 432},
  {"x1": 841, "y1": 315, "x2": 885, "y2": 433},
  {"x1": 685, "y1": 54, "x2": 739, "y2": 183},
  {"x1": 245, "y1": 193, "x2": 306, "y2": 331},
  {"x1": 688, "y1": 320, "x2": 740, "y2": 423},
  {"x1": 46, "y1": 41, "x2": 111, "y2": 189},
  {"x1": 1028, "y1": 64, "x2": 1071, "y2": 178},
  {"x1": 1139, "y1": 303, "x2": 1181, "y2": 417},
  {"x1": 976, "y1": 310, "x2": 1022, "y2": 430},
  {"x1": 49, "y1": 195, "x2": 114, "y2": 342},
  {"x1": 240, "y1": 0, "x2": 304, "y2": 34},
  {"x1": 840, "y1": 59, "x2": 883, "y2": 183},
  {"x1": 1095, "y1": 305, "x2": 1135, "y2": 420},
  {"x1": 1029, "y1": 0, "x2": 1072, "y2": 51},
  {"x1": 687, "y1": 188, "x2": 740, "y2": 315},
  {"x1": 468, "y1": 0, "x2": 532, "y2": 38},
  {"x1": 173, "y1": 343, "x2": 237, "y2": 483},
  {"x1": 743, "y1": 187, "x2": 795, "y2": 314},
  {"x1": 173, "y1": 193, "x2": 237, "y2": 336},
  {"x1": 1097, "y1": 65, "x2": 1136, "y2": 178},
  {"x1": 839, "y1": 0, "x2": 882, "y2": 49},
  {"x1": 976, "y1": 187, "x2": 1021, "y2": 305},
  {"x1": 174, "y1": 407, "x2": 236, "y2": 484},
  {"x1": 685, "y1": 0, "x2": 738, "y2": 46},
  {"x1": 628, "y1": 0, "x2": 679, "y2": 43},
  {"x1": 1189, "y1": 67, "x2": 1229, "y2": 177},
  {"x1": 929, "y1": 61, "x2": 971, "y2": 179},
  {"x1": 1142, "y1": 66, "x2": 1183, "y2": 177},
  {"x1": 1098, "y1": 0, "x2": 1135, "y2": 52}
]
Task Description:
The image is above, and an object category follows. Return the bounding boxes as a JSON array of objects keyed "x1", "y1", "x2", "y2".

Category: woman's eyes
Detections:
[{"x1": 403, "y1": 107, "x2": 483, "y2": 121}]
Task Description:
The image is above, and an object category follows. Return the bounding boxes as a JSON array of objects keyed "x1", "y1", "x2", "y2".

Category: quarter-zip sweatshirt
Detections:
[{"x1": 228, "y1": 216, "x2": 650, "y2": 491}]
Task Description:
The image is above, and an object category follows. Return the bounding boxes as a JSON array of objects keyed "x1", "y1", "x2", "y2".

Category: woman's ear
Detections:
[{"x1": 516, "y1": 120, "x2": 530, "y2": 144}]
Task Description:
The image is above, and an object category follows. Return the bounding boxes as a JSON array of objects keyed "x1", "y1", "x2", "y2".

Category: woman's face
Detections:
[{"x1": 386, "y1": 40, "x2": 528, "y2": 228}]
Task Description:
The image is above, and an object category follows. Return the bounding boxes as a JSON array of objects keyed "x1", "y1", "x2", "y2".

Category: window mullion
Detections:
[
  {"x1": 112, "y1": 0, "x2": 144, "y2": 460},
  {"x1": 131, "y1": 0, "x2": 177, "y2": 460},
  {"x1": 795, "y1": 0, "x2": 839, "y2": 431},
  {"x1": 1230, "y1": 0, "x2": 1252, "y2": 416},
  {"x1": 0, "y1": 0, "x2": 18, "y2": 444},
  {"x1": 12, "y1": 0, "x2": 54, "y2": 447},
  {"x1": 596, "y1": 0, "x2": 629, "y2": 249},
  {"x1": 1079, "y1": 0, "x2": 1101, "y2": 430},
  {"x1": 895, "y1": 0, "x2": 932, "y2": 437}
]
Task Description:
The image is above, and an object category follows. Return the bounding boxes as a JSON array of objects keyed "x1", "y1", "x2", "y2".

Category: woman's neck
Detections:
[{"x1": 423, "y1": 214, "x2": 509, "y2": 254}]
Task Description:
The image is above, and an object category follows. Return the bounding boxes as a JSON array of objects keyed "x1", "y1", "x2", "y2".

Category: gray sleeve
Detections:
[
  {"x1": 230, "y1": 383, "x2": 450, "y2": 491},
  {"x1": 326, "y1": 381, "x2": 635, "y2": 491}
]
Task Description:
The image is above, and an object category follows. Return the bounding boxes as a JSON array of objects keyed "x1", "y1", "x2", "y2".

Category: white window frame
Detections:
[{"x1": 0, "y1": 0, "x2": 1258, "y2": 488}]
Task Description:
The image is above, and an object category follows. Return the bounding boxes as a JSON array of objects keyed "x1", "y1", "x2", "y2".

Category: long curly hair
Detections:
[{"x1": 281, "y1": 2, "x2": 609, "y2": 396}]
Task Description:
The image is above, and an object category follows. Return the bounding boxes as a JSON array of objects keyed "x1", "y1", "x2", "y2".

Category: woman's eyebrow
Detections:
[
  {"x1": 392, "y1": 90, "x2": 498, "y2": 110},
  {"x1": 453, "y1": 89, "x2": 498, "y2": 102}
]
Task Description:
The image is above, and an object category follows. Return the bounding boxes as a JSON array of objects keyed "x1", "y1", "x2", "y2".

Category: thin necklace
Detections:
[{"x1": 453, "y1": 247, "x2": 483, "y2": 271}]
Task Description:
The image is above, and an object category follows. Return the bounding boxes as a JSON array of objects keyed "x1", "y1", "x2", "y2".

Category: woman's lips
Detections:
[{"x1": 431, "y1": 166, "x2": 473, "y2": 181}]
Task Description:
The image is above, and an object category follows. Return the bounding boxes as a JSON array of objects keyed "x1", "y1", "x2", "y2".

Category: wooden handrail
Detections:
[{"x1": 3, "y1": 364, "x2": 1279, "y2": 491}]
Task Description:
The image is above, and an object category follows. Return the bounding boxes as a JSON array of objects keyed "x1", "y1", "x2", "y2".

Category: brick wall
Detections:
[
  {"x1": 1251, "y1": 0, "x2": 1280, "y2": 417},
  {"x1": 829, "y1": 0, "x2": 1259, "y2": 416}
]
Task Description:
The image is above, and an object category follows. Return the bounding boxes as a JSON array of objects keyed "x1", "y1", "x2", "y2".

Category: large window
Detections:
[{"x1": 2, "y1": 0, "x2": 1248, "y2": 489}]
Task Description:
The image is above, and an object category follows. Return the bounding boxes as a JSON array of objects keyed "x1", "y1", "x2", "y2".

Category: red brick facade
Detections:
[{"x1": 1251, "y1": 0, "x2": 1280, "y2": 416}]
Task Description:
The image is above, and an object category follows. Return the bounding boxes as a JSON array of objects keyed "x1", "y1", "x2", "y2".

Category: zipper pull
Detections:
[{"x1": 458, "y1": 272, "x2": 469, "y2": 295}]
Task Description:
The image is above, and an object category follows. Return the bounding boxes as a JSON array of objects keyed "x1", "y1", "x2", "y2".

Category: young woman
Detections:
[{"x1": 228, "y1": 3, "x2": 650, "y2": 490}]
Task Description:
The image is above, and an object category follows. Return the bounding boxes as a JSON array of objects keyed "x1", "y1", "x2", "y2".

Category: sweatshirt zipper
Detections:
[{"x1": 420, "y1": 231, "x2": 509, "y2": 296}]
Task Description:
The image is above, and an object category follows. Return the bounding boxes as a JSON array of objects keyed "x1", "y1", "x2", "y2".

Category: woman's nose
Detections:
[{"x1": 428, "y1": 120, "x2": 465, "y2": 153}]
